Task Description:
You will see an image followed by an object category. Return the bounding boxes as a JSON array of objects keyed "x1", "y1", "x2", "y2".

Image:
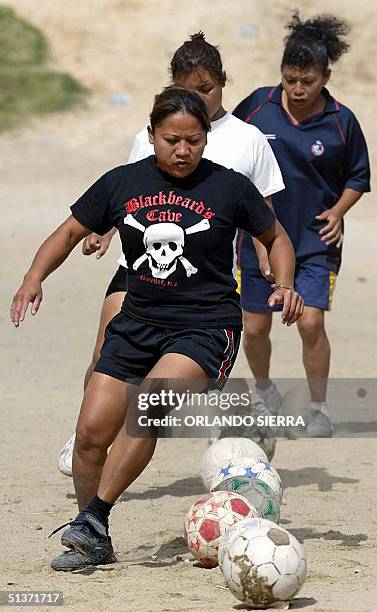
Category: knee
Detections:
[
  {"x1": 297, "y1": 312, "x2": 325, "y2": 343},
  {"x1": 75, "y1": 421, "x2": 105, "y2": 454},
  {"x1": 243, "y1": 313, "x2": 271, "y2": 342}
]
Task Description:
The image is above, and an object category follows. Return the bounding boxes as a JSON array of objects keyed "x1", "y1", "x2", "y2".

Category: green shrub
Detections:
[{"x1": 0, "y1": 6, "x2": 87, "y2": 130}]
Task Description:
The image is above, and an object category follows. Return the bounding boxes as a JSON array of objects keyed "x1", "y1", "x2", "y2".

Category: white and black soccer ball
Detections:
[
  {"x1": 220, "y1": 518, "x2": 307, "y2": 608},
  {"x1": 200, "y1": 438, "x2": 268, "y2": 491}
]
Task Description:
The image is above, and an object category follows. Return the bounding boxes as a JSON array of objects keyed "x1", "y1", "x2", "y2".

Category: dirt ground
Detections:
[{"x1": 1, "y1": 1, "x2": 377, "y2": 610}]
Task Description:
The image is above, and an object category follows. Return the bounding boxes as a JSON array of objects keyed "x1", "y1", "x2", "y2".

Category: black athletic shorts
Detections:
[
  {"x1": 105, "y1": 266, "x2": 128, "y2": 298},
  {"x1": 95, "y1": 312, "x2": 240, "y2": 389}
]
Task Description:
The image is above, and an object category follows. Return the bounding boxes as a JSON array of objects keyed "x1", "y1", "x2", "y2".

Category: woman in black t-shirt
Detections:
[{"x1": 11, "y1": 86, "x2": 303, "y2": 571}]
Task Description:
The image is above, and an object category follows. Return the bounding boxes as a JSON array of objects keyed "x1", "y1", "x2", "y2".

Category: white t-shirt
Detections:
[{"x1": 118, "y1": 112, "x2": 284, "y2": 268}]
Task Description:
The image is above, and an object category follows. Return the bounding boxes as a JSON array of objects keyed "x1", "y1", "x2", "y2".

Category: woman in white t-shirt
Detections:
[{"x1": 58, "y1": 32, "x2": 286, "y2": 476}]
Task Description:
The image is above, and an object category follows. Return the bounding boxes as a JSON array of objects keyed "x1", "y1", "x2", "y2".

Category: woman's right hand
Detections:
[
  {"x1": 268, "y1": 286, "x2": 304, "y2": 326},
  {"x1": 258, "y1": 252, "x2": 275, "y2": 282},
  {"x1": 253, "y1": 237, "x2": 275, "y2": 281},
  {"x1": 10, "y1": 275, "x2": 43, "y2": 327},
  {"x1": 82, "y1": 230, "x2": 114, "y2": 259}
]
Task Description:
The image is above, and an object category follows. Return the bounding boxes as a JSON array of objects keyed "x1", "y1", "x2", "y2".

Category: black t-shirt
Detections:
[{"x1": 71, "y1": 156, "x2": 275, "y2": 330}]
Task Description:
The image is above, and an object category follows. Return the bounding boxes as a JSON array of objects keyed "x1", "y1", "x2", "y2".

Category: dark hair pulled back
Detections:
[
  {"x1": 282, "y1": 12, "x2": 350, "y2": 72},
  {"x1": 170, "y1": 31, "x2": 226, "y2": 85},
  {"x1": 149, "y1": 85, "x2": 211, "y2": 133}
]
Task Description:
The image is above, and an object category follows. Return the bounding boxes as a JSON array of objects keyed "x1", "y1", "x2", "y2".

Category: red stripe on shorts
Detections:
[{"x1": 216, "y1": 330, "x2": 235, "y2": 383}]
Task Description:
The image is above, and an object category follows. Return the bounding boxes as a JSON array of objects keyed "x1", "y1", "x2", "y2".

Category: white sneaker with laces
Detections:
[
  {"x1": 251, "y1": 383, "x2": 281, "y2": 461},
  {"x1": 208, "y1": 383, "x2": 281, "y2": 461},
  {"x1": 305, "y1": 402, "x2": 333, "y2": 438},
  {"x1": 58, "y1": 433, "x2": 75, "y2": 477},
  {"x1": 207, "y1": 426, "x2": 222, "y2": 447},
  {"x1": 252, "y1": 382, "x2": 282, "y2": 417}
]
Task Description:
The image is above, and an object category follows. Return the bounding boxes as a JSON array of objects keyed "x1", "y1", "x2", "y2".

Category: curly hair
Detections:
[{"x1": 281, "y1": 12, "x2": 350, "y2": 71}]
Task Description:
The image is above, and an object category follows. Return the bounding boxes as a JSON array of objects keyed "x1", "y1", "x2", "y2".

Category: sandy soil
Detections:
[{"x1": 1, "y1": 1, "x2": 377, "y2": 610}]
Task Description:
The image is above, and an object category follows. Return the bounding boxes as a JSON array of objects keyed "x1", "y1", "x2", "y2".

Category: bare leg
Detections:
[
  {"x1": 73, "y1": 372, "x2": 137, "y2": 509},
  {"x1": 97, "y1": 354, "x2": 208, "y2": 504},
  {"x1": 58, "y1": 293, "x2": 126, "y2": 479},
  {"x1": 297, "y1": 306, "x2": 330, "y2": 402},
  {"x1": 83, "y1": 292, "x2": 126, "y2": 390},
  {"x1": 243, "y1": 310, "x2": 273, "y2": 387}
]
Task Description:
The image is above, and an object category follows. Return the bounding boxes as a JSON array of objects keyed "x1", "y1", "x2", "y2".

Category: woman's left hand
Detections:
[
  {"x1": 268, "y1": 287, "x2": 304, "y2": 326},
  {"x1": 316, "y1": 210, "x2": 343, "y2": 247}
]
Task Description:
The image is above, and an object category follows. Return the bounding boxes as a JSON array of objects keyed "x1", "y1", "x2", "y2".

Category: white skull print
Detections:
[
  {"x1": 144, "y1": 223, "x2": 184, "y2": 279},
  {"x1": 123, "y1": 214, "x2": 210, "y2": 279}
]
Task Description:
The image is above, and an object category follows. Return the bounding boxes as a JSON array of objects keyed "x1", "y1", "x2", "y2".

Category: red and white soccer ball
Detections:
[{"x1": 184, "y1": 490, "x2": 259, "y2": 568}]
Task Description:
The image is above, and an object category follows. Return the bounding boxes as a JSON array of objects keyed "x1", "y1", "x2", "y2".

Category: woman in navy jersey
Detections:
[
  {"x1": 234, "y1": 14, "x2": 371, "y2": 437},
  {"x1": 11, "y1": 87, "x2": 303, "y2": 570}
]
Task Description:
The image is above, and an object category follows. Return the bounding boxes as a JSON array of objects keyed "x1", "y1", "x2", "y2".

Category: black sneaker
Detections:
[
  {"x1": 50, "y1": 511, "x2": 108, "y2": 555},
  {"x1": 51, "y1": 538, "x2": 117, "y2": 572}
]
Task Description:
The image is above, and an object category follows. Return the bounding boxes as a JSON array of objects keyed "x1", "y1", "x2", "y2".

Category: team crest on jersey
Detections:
[{"x1": 311, "y1": 140, "x2": 325, "y2": 156}]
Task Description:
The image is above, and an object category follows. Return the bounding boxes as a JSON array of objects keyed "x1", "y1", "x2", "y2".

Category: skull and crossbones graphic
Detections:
[{"x1": 124, "y1": 214, "x2": 210, "y2": 279}]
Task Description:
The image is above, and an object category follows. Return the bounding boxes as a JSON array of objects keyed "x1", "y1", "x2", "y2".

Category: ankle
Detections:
[
  {"x1": 83, "y1": 495, "x2": 114, "y2": 531},
  {"x1": 310, "y1": 400, "x2": 328, "y2": 409},
  {"x1": 309, "y1": 401, "x2": 330, "y2": 419},
  {"x1": 255, "y1": 380, "x2": 274, "y2": 395}
]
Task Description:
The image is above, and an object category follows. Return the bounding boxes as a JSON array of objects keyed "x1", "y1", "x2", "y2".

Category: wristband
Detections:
[{"x1": 274, "y1": 284, "x2": 293, "y2": 291}]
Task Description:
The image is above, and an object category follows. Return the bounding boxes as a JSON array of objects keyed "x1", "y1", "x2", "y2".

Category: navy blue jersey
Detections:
[{"x1": 234, "y1": 85, "x2": 371, "y2": 272}]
